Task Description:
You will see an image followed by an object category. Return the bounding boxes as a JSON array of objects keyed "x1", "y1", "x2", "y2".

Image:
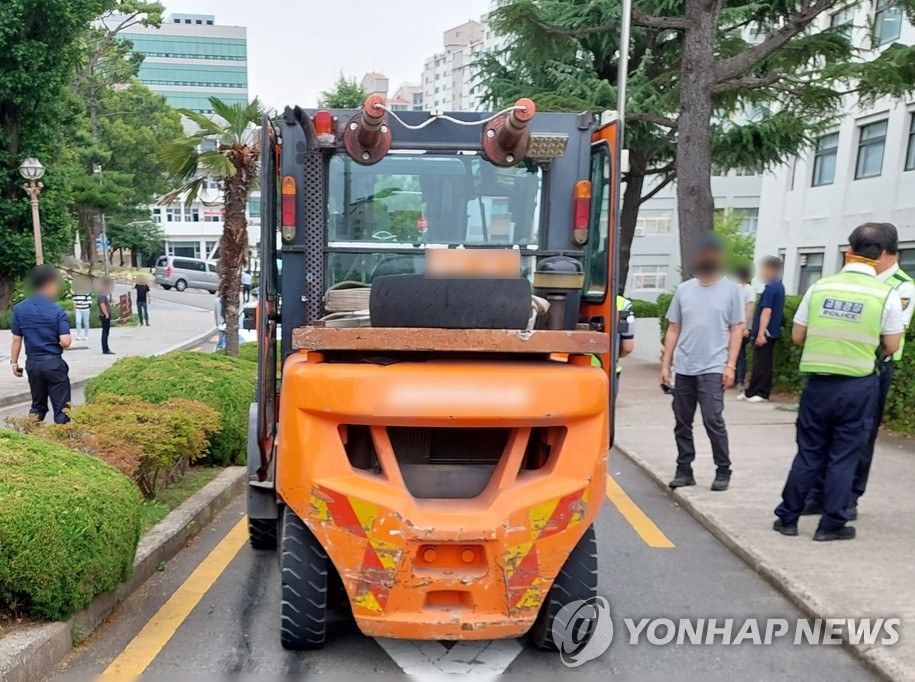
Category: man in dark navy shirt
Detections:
[
  {"x1": 740, "y1": 256, "x2": 786, "y2": 403},
  {"x1": 10, "y1": 265, "x2": 73, "y2": 423}
]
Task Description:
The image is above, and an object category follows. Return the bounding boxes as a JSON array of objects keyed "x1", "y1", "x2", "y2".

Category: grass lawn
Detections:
[{"x1": 138, "y1": 467, "x2": 223, "y2": 534}]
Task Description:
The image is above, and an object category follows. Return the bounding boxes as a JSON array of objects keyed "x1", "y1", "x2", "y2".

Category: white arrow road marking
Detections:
[{"x1": 375, "y1": 637, "x2": 524, "y2": 675}]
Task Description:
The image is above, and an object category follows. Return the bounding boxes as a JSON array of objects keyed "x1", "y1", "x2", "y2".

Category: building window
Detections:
[
  {"x1": 167, "y1": 241, "x2": 200, "y2": 259},
  {"x1": 906, "y1": 114, "x2": 915, "y2": 171},
  {"x1": 734, "y1": 164, "x2": 763, "y2": 176},
  {"x1": 165, "y1": 207, "x2": 181, "y2": 222},
  {"x1": 152, "y1": 208, "x2": 162, "y2": 224},
  {"x1": 898, "y1": 247, "x2": 915, "y2": 274},
  {"x1": 635, "y1": 211, "x2": 672, "y2": 236},
  {"x1": 830, "y1": 5, "x2": 856, "y2": 38},
  {"x1": 631, "y1": 265, "x2": 668, "y2": 291},
  {"x1": 735, "y1": 208, "x2": 759, "y2": 235},
  {"x1": 811, "y1": 133, "x2": 839, "y2": 186},
  {"x1": 855, "y1": 120, "x2": 887, "y2": 179},
  {"x1": 798, "y1": 252, "x2": 824, "y2": 293},
  {"x1": 875, "y1": 0, "x2": 903, "y2": 44}
]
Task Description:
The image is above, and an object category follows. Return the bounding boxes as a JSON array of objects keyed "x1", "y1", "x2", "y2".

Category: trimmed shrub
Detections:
[
  {"x1": 630, "y1": 298, "x2": 660, "y2": 318},
  {"x1": 85, "y1": 352, "x2": 256, "y2": 466},
  {"x1": 8, "y1": 396, "x2": 221, "y2": 499},
  {"x1": 0, "y1": 431, "x2": 141, "y2": 621}
]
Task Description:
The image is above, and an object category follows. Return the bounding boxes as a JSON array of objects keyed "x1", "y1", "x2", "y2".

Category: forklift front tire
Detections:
[
  {"x1": 529, "y1": 524, "x2": 598, "y2": 651},
  {"x1": 280, "y1": 506, "x2": 328, "y2": 650}
]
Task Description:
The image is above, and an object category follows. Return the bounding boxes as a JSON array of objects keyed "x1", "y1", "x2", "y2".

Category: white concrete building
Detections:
[
  {"x1": 422, "y1": 20, "x2": 487, "y2": 111},
  {"x1": 755, "y1": 2, "x2": 915, "y2": 294}
]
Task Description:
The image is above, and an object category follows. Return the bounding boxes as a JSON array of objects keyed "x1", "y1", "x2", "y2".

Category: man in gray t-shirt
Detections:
[{"x1": 660, "y1": 234, "x2": 745, "y2": 492}]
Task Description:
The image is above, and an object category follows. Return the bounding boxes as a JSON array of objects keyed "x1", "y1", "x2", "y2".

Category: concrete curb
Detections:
[
  {"x1": 614, "y1": 441, "x2": 908, "y2": 682},
  {"x1": 0, "y1": 326, "x2": 216, "y2": 409},
  {"x1": 0, "y1": 466, "x2": 246, "y2": 682}
]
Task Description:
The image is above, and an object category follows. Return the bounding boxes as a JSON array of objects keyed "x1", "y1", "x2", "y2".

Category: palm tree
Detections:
[{"x1": 161, "y1": 97, "x2": 262, "y2": 357}]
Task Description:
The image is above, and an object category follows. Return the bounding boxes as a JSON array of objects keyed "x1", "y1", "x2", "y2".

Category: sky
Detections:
[{"x1": 162, "y1": 0, "x2": 493, "y2": 110}]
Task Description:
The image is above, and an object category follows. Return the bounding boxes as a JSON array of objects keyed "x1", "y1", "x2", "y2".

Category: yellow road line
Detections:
[
  {"x1": 606, "y1": 476, "x2": 675, "y2": 548},
  {"x1": 99, "y1": 517, "x2": 249, "y2": 680}
]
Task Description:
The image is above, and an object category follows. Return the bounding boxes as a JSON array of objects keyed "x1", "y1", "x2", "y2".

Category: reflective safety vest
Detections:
[
  {"x1": 616, "y1": 295, "x2": 634, "y2": 374},
  {"x1": 888, "y1": 268, "x2": 913, "y2": 361},
  {"x1": 799, "y1": 271, "x2": 893, "y2": 377}
]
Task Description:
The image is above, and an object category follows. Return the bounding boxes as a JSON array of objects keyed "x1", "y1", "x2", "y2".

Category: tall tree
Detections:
[
  {"x1": 483, "y1": 0, "x2": 915, "y2": 282},
  {"x1": 0, "y1": 0, "x2": 109, "y2": 309},
  {"x1": 318, "y1": 73, "x2": 368, "y2": 108},
  {"x1": 160, "y1": 98, "x2": 263, "y2": 357}
]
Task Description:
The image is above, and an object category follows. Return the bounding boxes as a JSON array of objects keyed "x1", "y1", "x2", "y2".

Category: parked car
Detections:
[{"x1": 153, "y1": 256, "x2": 219, "y2": 293}]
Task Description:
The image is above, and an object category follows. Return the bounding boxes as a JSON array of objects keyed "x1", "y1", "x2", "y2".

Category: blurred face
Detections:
[
  {"x1": 39, "y1": 278, "x2": 61, "y2": 300},
  {"x1": 690, "y1": 248, "x2": 723, "y2": 279},
  {"x1": 759, "y1": 264, "x2": 776, "y2": 282}
]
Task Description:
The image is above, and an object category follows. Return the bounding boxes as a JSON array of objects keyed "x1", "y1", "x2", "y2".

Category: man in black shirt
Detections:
[
  {"x1": 133, "y1": 275, "x2": 151, "y2": 326},
  {"x1": 98, "y1": 277, "x2": 115, "y2": 355}
]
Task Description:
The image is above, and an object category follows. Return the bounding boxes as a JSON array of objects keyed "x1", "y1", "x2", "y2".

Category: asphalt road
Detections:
[{"x1": 49, "y1": 452, "x2": 875, "y2": 679}]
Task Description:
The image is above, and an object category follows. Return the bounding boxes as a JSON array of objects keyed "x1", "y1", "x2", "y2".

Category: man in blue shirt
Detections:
[
  {"x1": 10, "y1": 265, "x2": 73, "y2": 423},
  {"x1": 740, "y1": 256, "x2": 786, "y2": 403}
]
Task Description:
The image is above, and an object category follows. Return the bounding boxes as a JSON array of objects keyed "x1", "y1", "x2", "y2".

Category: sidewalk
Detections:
[
  {"x1": 615, "y1": 353, "x2": 915, "y2": 680},
  {"x1": 0, "y1": 296, "x2": 214, "y2": 406}
]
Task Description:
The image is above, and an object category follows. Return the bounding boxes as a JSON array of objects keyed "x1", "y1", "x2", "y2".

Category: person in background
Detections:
[
  {"x1": 774, "y1": 224, "x2": 902, "y2": 541},
  {"x1": 72, "y1": 276, "x2": 93, "y2": 342},
  {"x1": 98, "y1": 277, "x2": 115, "y2": 355},
  {"x1": 733, "y1": 264, "x2": 756, "y2": 391},
  {"x1": 661, "y1": 233, "x2": 745, "y2": 492},
  {"x1": 9, "y1": 265, "x2": 73, "y2": 423},
  {"x1": 133, "y1": 275, "x2": 151, "y2": 327},
  {"x1": 214, "y1": 294, "x2": 227, "y2": 351},
  {"x1": 614, "y1": 294, "x2": 635, "y2": 401},
  {"x1": 740, "y1": 256, "x2": 785, "y2": 403},
  {"x1": 242, "y1": 271, "x2": 253, "y2": 303}
]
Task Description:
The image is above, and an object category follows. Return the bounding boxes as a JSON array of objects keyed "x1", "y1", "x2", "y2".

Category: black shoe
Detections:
[
  {"x1": 711, "y1": 473, "x2": 730, "y2": 492},
  {"x1": 669, "y1": 472, "x2": 696, "y2": 489},
  {"x1": 800, "y1": 499, "x2": 823, "y2": 516},
  {"x1": 813, "y1": 526, "x2": 856, "y2": 542},
  {"x1": 103, "y1": 350, "x2": 116, "y2": 355},
  {"x1": 846, "y1": 503, "x2": 858, "y2": 521},
  {"x1": 773, "y1": 519, "x2": 798, "y2": 537}
]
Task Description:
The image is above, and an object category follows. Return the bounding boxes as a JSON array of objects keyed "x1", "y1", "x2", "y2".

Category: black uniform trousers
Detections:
[
  {"x1": 26, "y1": 354, "x2": 71, "y2": 424},
  {"x1": 776, "y1": 373, "x2": 878, "y2": 532},
  {"x1": 806, "y1": 360, "x2": 892, "y2": 507}
]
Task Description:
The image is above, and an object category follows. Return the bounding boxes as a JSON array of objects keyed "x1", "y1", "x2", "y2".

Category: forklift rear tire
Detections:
[
  {"x1": 248, "y1": 517, "x2": 278, "y2": 550},
  {"x1": 529, "y1": 525, "x2": 598, "y2": 651},
  {"x1": 280, "y1": 506, "x2": 328, "y2": 650}
]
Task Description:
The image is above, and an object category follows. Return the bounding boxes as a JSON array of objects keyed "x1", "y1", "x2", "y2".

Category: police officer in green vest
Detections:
[
  {"x1": 774, "y1": 224, "x2": 904, "y2": 541},
  {"x1": 802, "y1": 223, "x2": 914, "y2": 520},
  {"x1": 617, "y1": 294, "x2": 635, "y2": 373},
  {"x1": 857, "y1": 223, "x2": 914, "y2": 508}
]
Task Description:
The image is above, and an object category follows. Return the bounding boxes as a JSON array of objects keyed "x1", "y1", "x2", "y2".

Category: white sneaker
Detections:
[
  {"x1": 746, "y1": 395, "x2": 768, "y2": 403},
  {"x1": 736, "y1": 391, "x2": 747, "y2": 401}
]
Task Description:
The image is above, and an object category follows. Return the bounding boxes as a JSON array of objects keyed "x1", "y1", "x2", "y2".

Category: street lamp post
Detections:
[{"x1": 19, "y1": 158, "x2": 46, "y2": 266}]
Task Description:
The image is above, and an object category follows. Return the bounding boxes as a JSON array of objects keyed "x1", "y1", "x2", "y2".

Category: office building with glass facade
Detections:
[{"x1": 118, "y1": 13, "x2": 248, "y2": 114}]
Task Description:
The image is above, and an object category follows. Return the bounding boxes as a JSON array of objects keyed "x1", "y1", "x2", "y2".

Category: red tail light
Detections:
[
  {"x1": 572, "y1": 180, "x2": 592, "y2": 246},
  {"x1": 166, "y1": 265, "x2": 172, "y2": 277},
  {"x1": 281, "y1": 176, "x2": 296, "y2": 242},
  {"x1": 314, "y1": 110, "x2": 334, "y2": 138}
]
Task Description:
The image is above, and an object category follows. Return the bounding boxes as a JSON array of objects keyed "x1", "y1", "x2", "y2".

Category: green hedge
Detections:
[
  {"x1": 85, "y1": 352, "x2": 256, "y2": 466},
  {"x1": 0, "y1": 432, "x2": 141, "y2": 621},
  {"x1": 630, "y1": 298, "x2": 660, "y2": 318}
]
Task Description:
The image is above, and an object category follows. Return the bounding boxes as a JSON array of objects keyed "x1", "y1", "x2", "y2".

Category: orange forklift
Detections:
[{"x1": 246, "y1": 95, "x2": 622, "y2": 649}]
